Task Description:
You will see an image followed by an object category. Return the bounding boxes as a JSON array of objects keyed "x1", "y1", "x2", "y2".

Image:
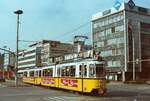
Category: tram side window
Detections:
[
  {"x1": 57, "y1": 68, "x2": 61, "y2": 77},
  {"x1": 84, "y1": 65, "x2": 87, "y2": 77},
  {"x1": 29, "y1": 71, "x2": 34, "y2": 77},
  {"x1": 89, "y1": 64, "x2": 96, "y2": 77},
  {"x1": 61, "y1": 65, "x2": 75, "y2": 77},
  {"x1": 70, "y1": 65, "x2": 75, "y2": 77},
  {"x1": 35, "y1": 71, "x2": 38, "y2": 77},
  {"x1": 23, "y1": 72, "x2": 27, "y2": 77},
  {"x1": 61, "y1": 67, "x2": 66, "y2": 77},
  {"x1": 43, "y1": 69, "x2": 53, "y2": 77},
  {"x1": 66, "y1": 66, "x2": 70, "y2": 76},
  {"x1": 79, "y1": 65, "x2": 82, "y2": 77},
  {"x1": 79, "y1": 65, "x2": 87, "y2": 77},
  {"x1": 48, "y1": 69, "x2": 53, "y2": 77}
]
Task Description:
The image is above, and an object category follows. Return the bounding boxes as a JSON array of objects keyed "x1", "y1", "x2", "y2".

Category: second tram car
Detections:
[{"x1": 18, "y1": 58, "x2": 107, "y2": 95}]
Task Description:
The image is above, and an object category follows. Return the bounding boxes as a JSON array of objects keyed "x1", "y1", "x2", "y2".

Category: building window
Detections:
[
  {"x1": 108, "y1": 17, "x2": 113, "y2": 24},
  {"x1": 116, "y1": 37, "x2": 124, "y2": 44},
  {"x1": 101, "y1": 50, "x2": 113, "y2": 57},
  {"x1": 107, "y1": 39, "x2": 116, "y2": 45},
  {"x1": 107, "y1": 37, "x2": 124, "y2": 45},
  {"x1": 112, "y1": 16, "x2": 117, "y2": 23},
  {"x1": 105, "y1": 19, "x2": 108, "y2": 25},
  {"x1": 106, "y1": 28, "x2": 112, "y2": 35},
  {"x1": 93, "y1": 24, "x2": 97, "y2": 28},
  {"x1": 115, "y1": 25, "x2": 124, "y2": 32},
  {"x1": 93, "y1": 42, "x2": 97, "y2": 48},
  {"x1": 93, "y1": 33, "x2": 98, "y2": 41},
  {"x1": 107, "y1": 61, "x2": 121, "y2": 67},
  {"x1": 99, "y1": 31, "x2": 105, "y2": 37},
  {"x1": 112, "y1": 49, "x2": 122, "y2": 56},
  {"x1": 97, "y1": 41, "x2": 104, "y2": 47},
  {"x1": 111, "y1": 27, "x2": 115, "y2": 33},
  {"x1": 101, "y1": 21, "x2": 104, "y2": 26}
]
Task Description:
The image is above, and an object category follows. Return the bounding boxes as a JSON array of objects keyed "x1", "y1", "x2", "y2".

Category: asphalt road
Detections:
[{"x1": 0, "y1": 81, "x2": 150, "y2": 101}]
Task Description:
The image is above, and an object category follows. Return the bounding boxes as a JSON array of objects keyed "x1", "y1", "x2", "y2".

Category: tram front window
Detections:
[
  {"x1": 89, "y1": 64, "x2": 104, "y2": 78},
  {"x1": 96, "y1": 64, "x2": 104, "y2": 77}
]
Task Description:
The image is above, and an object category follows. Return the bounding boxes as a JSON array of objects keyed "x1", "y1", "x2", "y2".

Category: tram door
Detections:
[{"x1": 79, "y1": 64, "x2": 87, "y2": 92}]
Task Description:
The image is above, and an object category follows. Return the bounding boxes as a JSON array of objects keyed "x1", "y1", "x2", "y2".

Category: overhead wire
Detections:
[
  {"x1": 18, "y1": 21, "x2": 92, "y2": 48},
  {"x1": 54, "y1": 21, "x2": 91, "y2": 40},
  {"x1": 19, "y1": 40, "x2": 40, "y2": 43}
]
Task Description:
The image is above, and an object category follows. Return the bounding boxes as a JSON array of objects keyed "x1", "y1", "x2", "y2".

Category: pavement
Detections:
[{"x1": 0, "y1": 79, "x2": 31, "y2": 87}]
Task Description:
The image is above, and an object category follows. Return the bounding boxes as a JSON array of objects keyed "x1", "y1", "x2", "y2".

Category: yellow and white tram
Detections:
[{"x1": 18, "y1": 58, "x2": 107, "y2": 95}]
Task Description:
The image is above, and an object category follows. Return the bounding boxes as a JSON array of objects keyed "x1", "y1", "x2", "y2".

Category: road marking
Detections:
[{"x1": 43, "y1": 96, "x2": 82, "y2": 101}]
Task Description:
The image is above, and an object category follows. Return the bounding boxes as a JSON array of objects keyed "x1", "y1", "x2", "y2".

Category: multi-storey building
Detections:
[
  {"x1": 18, "y1": 40, "x2": 75, "y2": 69},
  {"x1": 0, "y1": 48, "x2": 15, "y2": 79},
  {"x1": 3, "y1": 53, "x2": 15, "y2": 70},
  {"x1": 18, "y1": 45, "x2": 41, "y2": 69},
  {"x1": 92, "y1": 2, "x2": 150, "y2": 81},
  {"x1": 41, "y1": 40, "x2": 74, "y2": 66}
]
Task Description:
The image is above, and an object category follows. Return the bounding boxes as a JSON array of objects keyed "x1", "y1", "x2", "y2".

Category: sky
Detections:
[{"x1": 0, "y1": 0, "x2": 149, "y2": 51}]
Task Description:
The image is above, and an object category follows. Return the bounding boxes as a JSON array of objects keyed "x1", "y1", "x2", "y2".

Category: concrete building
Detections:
[
  {"x1": 3, "y1": 53, "x2": 15, "y2": 70},
  {"x1": 92, "y1": 2, "x2": 150, "y2": 81},
  {"x1": 18, "y1": 40, "x2": 75, "y2": 69},
  {"x1": 0, "y1": 53, "x2": 4, "y2": 72},
  {"x1": 41, "y1": 40, "x2": 74, "y2": 66},
  {"x1": 18, "y1": 45, "x2": 41, "y2": 69}
]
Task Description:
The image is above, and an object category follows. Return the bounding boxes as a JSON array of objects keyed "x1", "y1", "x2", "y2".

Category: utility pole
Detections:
[
  {"x1": 14, "y1": 10, "x2": 23, "y2": 86},
  {"x1": 132, "y1": 37, "x2": 136, "y2": 81}
]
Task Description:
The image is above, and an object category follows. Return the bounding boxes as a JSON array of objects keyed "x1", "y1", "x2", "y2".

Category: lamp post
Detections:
[{"x1": 14, "y1": 10, "x2": 23, "y2": 86}]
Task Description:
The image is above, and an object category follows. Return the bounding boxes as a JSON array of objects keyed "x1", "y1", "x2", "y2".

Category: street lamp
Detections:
[{"x1": 14, "y1": 10, "x2": 23, "y2": 86}]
